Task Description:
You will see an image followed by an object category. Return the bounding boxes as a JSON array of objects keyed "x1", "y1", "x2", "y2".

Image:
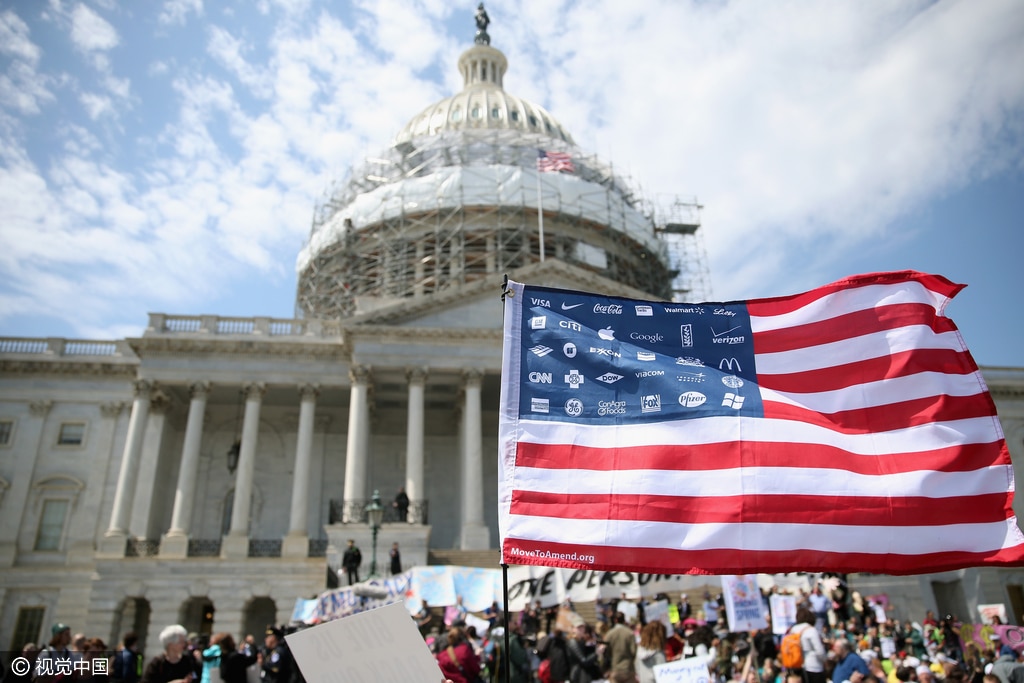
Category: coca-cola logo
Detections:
[{"x1": 593, "y1": 304, "x2": 623, "y2": 314}]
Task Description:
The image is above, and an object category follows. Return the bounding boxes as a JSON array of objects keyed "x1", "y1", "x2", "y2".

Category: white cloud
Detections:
[
  {"x1": 0, "y1": 10, "x2": 41, "y2": 62},
  {"x1": 70, "y1": 3, "x2": 118, "y2": 52},
  {"x1": 159, "y1": 0, "x2": 203, "y2": 26},
  {"x1": 79, "y1": 91, "x2": 113, "y2": 120}
]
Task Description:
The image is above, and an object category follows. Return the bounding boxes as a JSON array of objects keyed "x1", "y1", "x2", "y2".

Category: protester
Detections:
[
  {"x1": 215, "y1": 635, "x2": 256, "y2": 683},
  {"x1": 35, "y1": 623, "x2": 74, "y2": 683},
  {"x1": 112, "y1": 632, "x2": 143, "y2": 683},
  {"x1": 141, "y1": 625, "x2": 195, "y2": 683},
  {"x1": 636, "y1": 621, "x2": 667, "y2": 683},
  {"x1": 832, "y1": 639, "x2": 871, "y2": 683},
  {"x1": 436, "y1": 627, "x2": 480, "y2": 683},
  {"x1": 537, "y1": 628, "x2": 571, "y2": 683},
  {"x1": 603, "y1": 612, "x2": 637, "y2": 679}
]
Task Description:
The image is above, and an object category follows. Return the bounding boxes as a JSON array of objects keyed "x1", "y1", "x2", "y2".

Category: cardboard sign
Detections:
[{"x1": 286, "y1": 601, "x2": 441, "y2": 683}]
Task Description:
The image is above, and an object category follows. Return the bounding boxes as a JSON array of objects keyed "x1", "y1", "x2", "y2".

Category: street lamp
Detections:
[{"x1": 364, "y1": 490, "x2": 384, "y2": 577}]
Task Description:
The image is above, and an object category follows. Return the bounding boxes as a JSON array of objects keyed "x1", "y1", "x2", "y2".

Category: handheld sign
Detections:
[{"x1": 286, "y1": 601, "x2": 442, "y2": 683}]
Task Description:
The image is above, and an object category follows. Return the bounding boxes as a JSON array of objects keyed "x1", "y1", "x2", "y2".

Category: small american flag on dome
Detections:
[{"x1": 537, "y1": 149, "x2": 574, "y2": 173}]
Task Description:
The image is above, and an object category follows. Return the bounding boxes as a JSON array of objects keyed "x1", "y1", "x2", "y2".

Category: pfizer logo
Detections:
[
  {"x1": 722, "y1": 375, "x2": 744, "y2": 389},
  {"x1": 678, "y1": 391, "x2": 707, "y2": 408},
  {"x1": 564, "y1": 398, "x2": 584, "y2": 417}
]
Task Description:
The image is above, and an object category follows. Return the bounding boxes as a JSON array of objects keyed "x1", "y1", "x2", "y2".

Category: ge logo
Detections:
[{"x1": 564, "y1": 398, "x2": 584, "y2": 417}]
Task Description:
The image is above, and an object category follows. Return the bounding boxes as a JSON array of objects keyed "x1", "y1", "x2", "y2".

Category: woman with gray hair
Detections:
[{"x1": 140, "y1": 625, "x2": 197, "y2": 683}]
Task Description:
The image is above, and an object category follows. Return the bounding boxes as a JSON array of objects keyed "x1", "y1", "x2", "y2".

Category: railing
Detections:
[
  {"x1": 308, "y1": 538, "x2": 328, "y2": 557},
  {"x1": 329, "y1": 499, "x2": 428, "y2": 525},
  {"x1": 0, "y1": 338, "x2": 131, "y2": 357},
  {"x1": 125, "y1": 539, "x2": 160, "y2": 557},
  {"x1": 147, "y1": 314, "x2": 342, "y2": 339},
  {"x1": 248, "y1": 539, "x2": 283, "y2": 558},
  {"x1": 187, "y1": 539, "x2": 222, "y2": 557}
]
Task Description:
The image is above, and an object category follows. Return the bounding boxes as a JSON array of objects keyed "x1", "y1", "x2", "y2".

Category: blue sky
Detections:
[{"x1": 0, "y1": 0, "x2": 1021, "y2": 367}]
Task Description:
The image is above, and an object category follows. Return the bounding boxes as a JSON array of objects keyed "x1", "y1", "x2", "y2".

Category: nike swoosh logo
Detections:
[
  {"x1": 561, "y1": 303, "x2": 584, "y2": 310},
  {"x1": 712, "y1": 326, "x2": 741, "y2": 338}
]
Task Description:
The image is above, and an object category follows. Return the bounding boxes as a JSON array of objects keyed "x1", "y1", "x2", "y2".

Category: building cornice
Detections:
[
  {"x1": 127, "y1": 337, "x2": 349, "y2": 360},
  {"x1": 0, "y1": 360, "x2": 139, "y2": 377}
]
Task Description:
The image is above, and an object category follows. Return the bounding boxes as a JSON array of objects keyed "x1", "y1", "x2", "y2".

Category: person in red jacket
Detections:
[{"x1": 436, "y1": 627, "x2": 480, "y2": 683}]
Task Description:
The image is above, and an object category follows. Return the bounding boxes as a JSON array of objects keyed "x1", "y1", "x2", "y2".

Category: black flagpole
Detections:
[{"x1": 500, "y1": 274, "x2": 512, "y2": 682}]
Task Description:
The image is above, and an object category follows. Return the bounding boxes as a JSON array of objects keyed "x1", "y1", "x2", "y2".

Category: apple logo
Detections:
[{"x1": 598, "y1": 327, "x2": 615, "y2": 341}]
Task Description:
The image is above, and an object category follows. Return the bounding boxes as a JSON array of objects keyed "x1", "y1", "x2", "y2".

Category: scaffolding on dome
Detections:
[
  {"x1": 295, "y1": 129, "x2": 703, "y2": 319},
  {"x1": 655, "y1": 198, "x2": 713, "y2": 303}
]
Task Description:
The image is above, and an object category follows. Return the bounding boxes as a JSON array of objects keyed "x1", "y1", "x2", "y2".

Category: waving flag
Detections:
[
  {"x1": 537, "y1": 149, "x2": 575, "y2": 173},
  {"x1": 498, "y1": 272, "x2": 1024, "y2": 576}
]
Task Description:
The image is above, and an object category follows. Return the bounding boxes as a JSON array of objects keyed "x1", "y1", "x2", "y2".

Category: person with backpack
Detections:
[{"x1": 781, "y1": 608, "x2": 826, "y2": 683}]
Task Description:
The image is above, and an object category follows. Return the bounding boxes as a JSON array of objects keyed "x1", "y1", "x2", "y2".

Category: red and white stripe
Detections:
[{"x1": 498, "y1": 272, "x2": 1024, "y2": 576}]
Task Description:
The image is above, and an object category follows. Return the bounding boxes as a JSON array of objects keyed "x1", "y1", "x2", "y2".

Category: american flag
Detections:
[
  {"x1": 498, "y1": 272, "x2": 1024, "y2": 575},
  {"x1": 537, "y1": 149, "x2": 575, "y2": 173}
]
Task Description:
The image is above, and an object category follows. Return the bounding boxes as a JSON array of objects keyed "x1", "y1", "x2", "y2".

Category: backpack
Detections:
[
  {"x1": 538, "y1": 659, "x2": 552, "y2": 683},
  {"x1": 779, "y1": 626, "x2": 805, "y2": 670}
]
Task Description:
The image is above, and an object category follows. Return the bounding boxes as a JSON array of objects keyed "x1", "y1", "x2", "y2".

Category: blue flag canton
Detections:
[{"x1": 518, "y1": 289, "x2": 763, "y2": 424}]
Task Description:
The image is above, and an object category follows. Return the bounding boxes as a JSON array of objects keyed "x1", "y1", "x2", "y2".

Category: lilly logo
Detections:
[
  {"x1": 678, "y1": 391, "x2": 707, "y2": 408},
  {"x1": 598, "y1": 327, "x2": 616, "y2": 341}
]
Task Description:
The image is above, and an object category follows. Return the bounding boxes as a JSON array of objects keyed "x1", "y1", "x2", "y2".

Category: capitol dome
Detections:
[
  {"x1": 393, "y1": 43, "x2": 574, "y2": 146},
  {"x1": 295, "y1": 18, "x2": 676, "y2": 319}
]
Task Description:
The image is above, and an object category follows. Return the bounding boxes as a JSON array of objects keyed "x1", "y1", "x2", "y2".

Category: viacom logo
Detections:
[{"x1": 678, "y1": 391, "x2": 707, "y2": 408}]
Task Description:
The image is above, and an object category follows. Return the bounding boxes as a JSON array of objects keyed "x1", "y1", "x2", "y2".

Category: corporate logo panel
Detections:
[{"x1": 519, "y1": 290, "x2": 761, "y2": 424}]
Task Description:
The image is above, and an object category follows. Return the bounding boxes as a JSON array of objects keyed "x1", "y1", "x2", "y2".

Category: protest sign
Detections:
[
  {"x1": 654, "y1": 656, "x2": 712, "y2": 683},
  {"x1": 286, "y1": 602, "x2": 441, "y2": 683},
  {"x1": 721, "y1": 575, "x2": 766, "y2": 632}
]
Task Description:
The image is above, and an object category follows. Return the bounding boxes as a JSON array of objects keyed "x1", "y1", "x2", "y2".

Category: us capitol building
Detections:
[{"x1": 1, "y1": 9, "x2": 1022, "y2": 655}]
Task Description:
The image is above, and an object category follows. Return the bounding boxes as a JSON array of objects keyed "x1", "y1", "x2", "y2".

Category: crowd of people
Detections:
[
  {"x1": 418, "y1": 580, "x2": 1022, "y2": 683},
  {"x1": 7, "y1": 578, "x2": 1022, "y2": 683},
  {"x1": 1, "y1": 623, "x2": 301, "y2": 683}
]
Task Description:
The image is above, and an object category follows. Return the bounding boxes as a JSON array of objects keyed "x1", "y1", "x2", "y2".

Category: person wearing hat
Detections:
[
  {"x1": 259, "y1": 626, "x2": 293, "y2": 683},
  {"x1": 34, "y1": 624, "x2": 74, "y2": 683}
]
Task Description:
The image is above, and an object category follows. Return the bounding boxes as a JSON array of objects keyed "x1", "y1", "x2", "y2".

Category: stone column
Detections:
[
  {"x1": 405, "y1": 368, "x2": 427, "y2": 524},
  {"x1": 459, "y1": 369, "x2": 489, "y2": 549},
  {"x1": 129, "y1": 392, "x2": 170, "y2": 541},
  {"x1": 222, "y1": 382, "x2": 264, "y2": 558},
  {"x1": 342, "y1": 366, "x2": 371, "y2": 523},
  {"x1": 100, "y1": 380, "x2": 153, "y2": 555},
  {"x1": 162, "y1": 381, "x2": 210, "y2": 558},
  {"x1": 284, "y1": 384, "x2": 318, "y2": 558}
]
